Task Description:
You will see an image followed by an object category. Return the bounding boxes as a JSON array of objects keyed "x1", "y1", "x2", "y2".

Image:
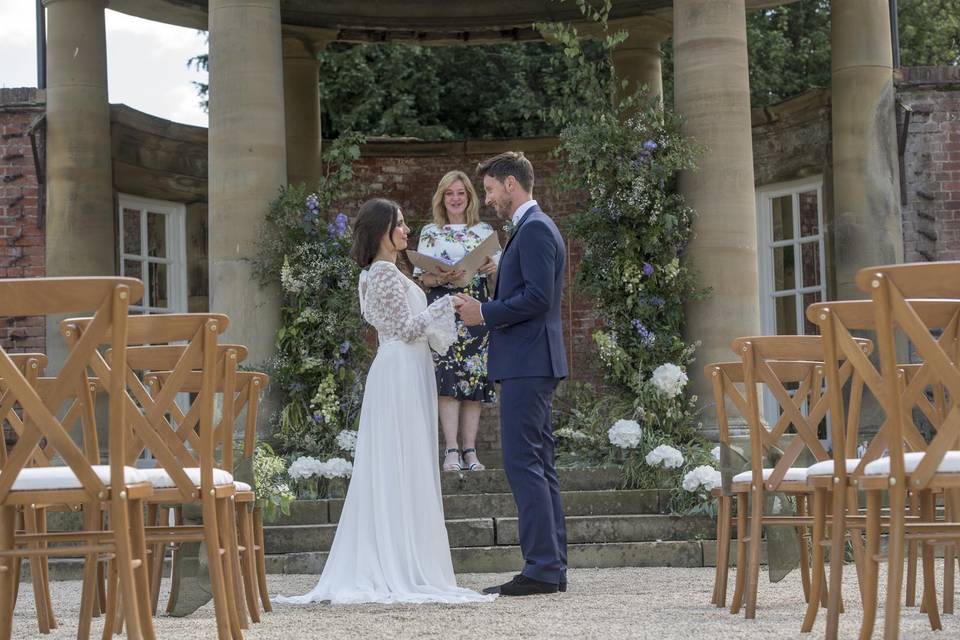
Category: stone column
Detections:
[
  {"x1": 610, "y1": 16, "x2": 672, "y2": 105},
  {"x1": 282, "y1": 33, "x2": 328, "y2": 188},
  {"x1": 831, "y1": 0, "x2": 902, "y2": 300},
  {"x1": 208, "y1": 0, "x2": 286, "y2": 372},
  {"x1": 673, "y1": 0, "x2": 759, "y2": 438},
  {"x1": 43, "y1": 0, "x2": 113, "y2": 368}
]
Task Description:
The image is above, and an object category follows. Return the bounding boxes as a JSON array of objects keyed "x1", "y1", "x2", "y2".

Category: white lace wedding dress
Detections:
[{"x1": 274, "y1": 260, "x2": 496, "y2": 605}]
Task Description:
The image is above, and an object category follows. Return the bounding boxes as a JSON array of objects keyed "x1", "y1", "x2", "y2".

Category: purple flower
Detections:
[
  {"x1": 312, "y1": 412, "x2": 324, "y2": 424},
  {"x1": 643, "y1": 140, "x2": 658, "y2": 152},
  {"x1": 644, "y1": 295, "x2": 666, "y2": 308},
  {"x1": 642, "y1": 262, "x2": 655, "y2": 277},
  {"x1": 305, "y1": 194, "x2": 320, "y2": 212},
  {"x1": 335, "y1": 212, "x2": 348, "y2": 230},
  {"x1": 334, "y1": 358, "x2": 346, "y2": 372},
  {"x1": 339, "y1": 340, "x2": 351, "y2": 354},
  {"x1": 631, "y1": 319, "x2": 655, "y2": 346}
]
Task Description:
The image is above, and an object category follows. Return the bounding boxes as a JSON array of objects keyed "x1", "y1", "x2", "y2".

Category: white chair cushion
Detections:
[
  {"x1": 864, "y1": 451, "x2": 960, "y2": 475},
  {"x1": 138, "y1": 467, "x2": 234, "y2": 488},
  {"x1": 732, "y1": 467, "x2": 808, "y2": 483},
  {"x1": 234, "y1": 481, "x2": 252, "y2": 492},
  {"x1": 805, "y1": 459, "x2": 862, "y2": 477},
  {"x1": 5, "y1": 465, "x2": 146, "y2": 491}
]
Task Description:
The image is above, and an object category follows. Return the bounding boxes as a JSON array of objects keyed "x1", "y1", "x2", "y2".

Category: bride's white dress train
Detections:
[{"x1": 274, "y1": 260, "x2": 496, "y2": 605}]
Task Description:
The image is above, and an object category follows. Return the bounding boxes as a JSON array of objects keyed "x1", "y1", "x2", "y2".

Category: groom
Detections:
[{"x1": 456, "y1": 151, "x2": 569, "y2": 596}]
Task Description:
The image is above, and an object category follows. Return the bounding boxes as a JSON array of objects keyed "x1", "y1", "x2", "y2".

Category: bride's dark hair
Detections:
[{"x1": 350, "y1": 198, "x2": 401, "y2": 268}]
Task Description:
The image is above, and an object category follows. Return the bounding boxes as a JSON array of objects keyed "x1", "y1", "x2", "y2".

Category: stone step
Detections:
[
  {"x1": 267, "y1": 540, "x2": 708, "y2": 575},
  {"x1": 264, "y1": 513, "x2": 715, "y2": 554},
  {"x1": 439, "y1": 467, "x2": 623, "y2": 495}
]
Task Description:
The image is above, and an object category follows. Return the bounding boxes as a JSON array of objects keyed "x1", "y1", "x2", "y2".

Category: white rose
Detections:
[
  {"x1": 650, "y1": 363, "x2": 688, "y2": 398},
  {"x1": 607, "y1": 419, "x2": 643, "y2": 449},
  {"x1": 645, "y1": 444, "x2": 684, "y2": 469}
]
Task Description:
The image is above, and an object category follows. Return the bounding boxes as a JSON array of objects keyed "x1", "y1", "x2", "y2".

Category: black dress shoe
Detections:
[
  {"x1": 559, "y1": 580, "x2": 567, "y2": 593},
  {"x1": 484, "y1": 574, "x2": 559, "y2": 596}
]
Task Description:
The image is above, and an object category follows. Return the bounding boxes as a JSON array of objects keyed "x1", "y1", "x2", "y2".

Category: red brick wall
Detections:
[
  {"x1": 898, "y1": 68, "x2": 960, "y2": 263},
  {"x1": 0, "y1": 88, "x2": 45, "y2": 354}
]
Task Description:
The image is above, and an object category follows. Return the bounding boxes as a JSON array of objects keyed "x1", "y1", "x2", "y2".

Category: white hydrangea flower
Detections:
[
  {"x1": 607, "y1": 419, "x2": 643, "y2": 449},
  {"x1": 711, "y1": 446, "x2": 721, "y2": 461},
  {"x1": 336, "y1": 429, "x2": 358, "y2": 453},
  {"x1": 650, "y1": 363, "x2": 688, "y2": 398},
  {"x1": 682, "y1": 465, "x2": 721, "y2": 492},
  {"x1": 645, "y1": 444, "x2": 684, "y2": 469},
  {"x1": 287, "y1": 456, "x2": 323, "y2": 480},
  {"x1": 321, "y1": 457, "x2": 353, "y2": 479},
  {"x1": 555, "y1": 428, "x2": 590, "y2": 441}
]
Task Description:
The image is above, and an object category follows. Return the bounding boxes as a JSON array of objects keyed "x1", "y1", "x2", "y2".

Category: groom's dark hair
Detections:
[
  {"x1": 351, "y1": 198, "x2": 401, "y2": 268},
  {"x1": 476, "y1": 151, "x2": 534, "y2": 192}
]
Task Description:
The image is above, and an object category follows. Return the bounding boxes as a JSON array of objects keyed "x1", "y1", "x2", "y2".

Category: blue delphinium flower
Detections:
[
  {"x1": 643, "y1": 140, "x2": 658, "y2": 152},
  {"x1": 631, "y1": 319, "x2": 655, "y2": 346},
  {"x1": 339, "y1": 340, "x2": 351, "y2": 354},
  {"x1": 642, "y1": 262, "x2": 655, "y2": 277},
  {"x1": 644, "y1": 295, "x2": 666, "y2": 308},
  {"x1": 328, "y1": 212, "x2": 349, "y2": 239},
  {"x1": 305, "y1": 194, "x2": 320, "y2": 212}
]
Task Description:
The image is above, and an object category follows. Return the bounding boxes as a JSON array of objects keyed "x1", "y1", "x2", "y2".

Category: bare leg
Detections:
[
  {"x1": 439, "y1": 396, "x2": 462, "y2": 470},
  {"x1": 459, "y1": 400, "x2": 484, "y2": 470}
]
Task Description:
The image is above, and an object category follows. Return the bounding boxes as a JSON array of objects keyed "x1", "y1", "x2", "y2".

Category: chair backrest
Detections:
[
  {"x1": 730, "y1": 335, "x2": 871, "y2": 491},
  {"x1": 63, "y1": 313, "x2": 229, "y2": 500},
  {"x1": 855, "y1": 262, "x2": 960, "y2": 489},
  {"x1": 0, "y1": 277, "x2": 142, "y2": 503}
]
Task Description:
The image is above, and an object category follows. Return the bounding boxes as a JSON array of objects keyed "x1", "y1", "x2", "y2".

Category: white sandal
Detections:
[
  {"x1": 442, "y1": 448, "x2": 462, "y2": 472},
  {"x1": 462, "y1": 448, "x2": 485, "y2": 471}
]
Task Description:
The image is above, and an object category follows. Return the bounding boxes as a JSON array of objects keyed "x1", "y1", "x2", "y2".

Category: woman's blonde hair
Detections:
[{"x1": 431, "y1": 170, "x2": 480, "y2": 227}]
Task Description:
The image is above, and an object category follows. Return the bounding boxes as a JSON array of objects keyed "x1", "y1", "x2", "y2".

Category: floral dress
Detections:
[{"x1": 415, "y1": 222, "x2": 500, "y2": 403}]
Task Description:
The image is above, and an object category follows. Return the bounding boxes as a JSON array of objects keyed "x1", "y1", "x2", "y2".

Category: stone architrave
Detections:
[
  {"x1": 208, "y1": 0, "x2": 287, "y2": 375},
  {"x1": 43, "y1": 0, "x2": 113, "y2": 369},
  {"x1": 831, "y1": 0, "x2": 903, "y2": 300},
  {"x1": 673, "y1": 0, "x2": 759, "y2": 438}
]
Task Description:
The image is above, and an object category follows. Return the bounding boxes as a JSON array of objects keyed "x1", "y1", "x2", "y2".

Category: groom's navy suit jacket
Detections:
[{"x1": 482, "y1": 205, "x2": 568, "y2": 382}]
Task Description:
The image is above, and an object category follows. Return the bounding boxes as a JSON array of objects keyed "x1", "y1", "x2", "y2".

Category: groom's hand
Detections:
[{"x1": 455, "y1": 293, "x2": 484, "y2": 327}]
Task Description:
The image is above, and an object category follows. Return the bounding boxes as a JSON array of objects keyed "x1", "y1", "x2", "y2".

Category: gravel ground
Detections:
[{"x1": 10, "y1": 564, "x2": 960, "y2": 639}]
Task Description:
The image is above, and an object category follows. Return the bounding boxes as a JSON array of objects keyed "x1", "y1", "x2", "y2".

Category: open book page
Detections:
[{"x1": 406, "y1": 232, "x2": 501, "y2": 288}]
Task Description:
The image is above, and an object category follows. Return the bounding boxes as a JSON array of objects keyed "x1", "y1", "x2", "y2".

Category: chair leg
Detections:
[
  {"x1": 109, "y1": 498, "x2": 148, "y2": 640},
  {"x1": 826, "y1": 481, "x2": 849, "y2": 640},
  {"x1": 236, "y1": 503, "x2": 260, "y2": 623},
  {"x1": 711, "y1": 494, "x2": 722, "y2": 606},
  {"x1": 883, "y1": 482, "x2": 907, "y2": 640},
  {"x1": 100, "y1": 560, "x2": 118, "y2": 640},
  {"x1": 802, "y1": 487, "x2": 828, "y2": 632},
  {"x1": 0, "y1": 505, "x2": 18, "y2": 640},
  {"x1": 797, "y1": 494, "x2": 812, "y2": 604},
  {"x1": 97, "y1": 558, "x2": 107, "y2": 615},
  {"x1": 252, "y1": 507, "x2": 271, "y2": 613},
  {"x1": 944, "y1": 491, "x2": 958, "y2": 616},
  {"x1": 165, "y1": 506, "x2": 184, "y2": 615},
  {"x1": 744, "y1": 486, "x2": 764, "y2": 619},
  {"x1": 36, "y1": 507, "x2": 55, "y2": 630},
  {"x1": 146, "y1": 505, "x2": 164, "y2": 615},
  {"x1": 730, "y1": 491, "x2": 748, "y2": 615},
  {"x1": 221, "y1": 498, "x2": 248, "y2": 630},
  {"x1": 919, "y1": 490, "x2": 942, "y2": 630},
  {"x1": 78, "y1": 510, "x2": 101, "y2": 640},
  {"x1": 859, "y1": 490, "x2": 881, "y2": 640},
  {"x1": 906, "y1": 490, "x2": 919, "y2": 607},
  {"x1": 715, "y1": 495, "x2": 732, "y2": 609},
  {"x1": 203, "y1": 496, "x2": 239, "y2": 640},
  {"x1": 22, "y1": 507, "x2": 50, "y2": 634},
  {"x1": 128, "y1": 499, "x2": 157, "y2": 640}
]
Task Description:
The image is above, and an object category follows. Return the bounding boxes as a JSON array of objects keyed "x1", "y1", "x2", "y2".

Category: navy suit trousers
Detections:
[{"x1": 498, "y1": 376, "x2": 567, "y2": 584}]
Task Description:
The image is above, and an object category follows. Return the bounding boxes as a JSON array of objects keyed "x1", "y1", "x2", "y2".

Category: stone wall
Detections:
[
  {"x1": 897, "y1": 67, "x2": 960, "y2": 264},
  {"x1": 0, "y1": 88, "x2": 46, "y2": 354}
]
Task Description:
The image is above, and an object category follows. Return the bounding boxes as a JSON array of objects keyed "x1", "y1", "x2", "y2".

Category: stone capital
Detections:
[
  {"x1": 575, "y1": 14, "x2": 672, "y2": 51},
  {"x1": 282, "y1": 26, "x2": 339, "y2": 57}
]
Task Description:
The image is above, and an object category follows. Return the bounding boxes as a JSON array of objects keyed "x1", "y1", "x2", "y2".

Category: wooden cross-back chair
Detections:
[
  {"x1": 706, "y1": 359, "x2": 834, "y2": 611},
  {"x1": 63, "y1": 313, "x2": 246, "y2": 640},
  {"x1": 801, "y1": 299, "x2": 959, "y2": 638},
  {"x1": 143, "y1": 356, "x2": 271, "y2": 621},
  {"x1": 730, "y1": 335, "x2": 871, "y2": 621},
  {"x1": 0, "y1": 277, "x2": 155, "y2": 640},
  {"x1": 853, "y1": 262, "x2": 960, "y2": 640}
]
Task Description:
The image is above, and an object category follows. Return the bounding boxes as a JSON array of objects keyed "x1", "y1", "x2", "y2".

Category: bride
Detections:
[{"x1": 274, "y1": 198, "x2": 496, "y2": 605}]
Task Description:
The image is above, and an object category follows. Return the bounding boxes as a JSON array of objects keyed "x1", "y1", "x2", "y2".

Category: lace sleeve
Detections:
[{"x1": 364, "y1": 262, "x2": 456, "y2": 344}]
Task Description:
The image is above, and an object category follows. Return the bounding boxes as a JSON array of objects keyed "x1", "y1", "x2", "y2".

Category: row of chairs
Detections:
[
  {"x1": 0, "y1": 277, "x2": 272, "y2": 640},
  {"x1": 707, "y1": 261, "x2": 960, "y2": 639}
]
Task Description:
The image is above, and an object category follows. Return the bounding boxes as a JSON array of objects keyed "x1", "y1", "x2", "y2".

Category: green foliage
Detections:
[
  {"x1": 252, "y1": 133, "x2": 372, "y2": 459},
  {"x1": 253, "y1": 443, "x2": 295, "y2": 522}
]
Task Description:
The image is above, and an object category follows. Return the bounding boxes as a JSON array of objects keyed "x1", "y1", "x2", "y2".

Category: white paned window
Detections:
[
  {"x1": 118, "y1": 194, "x2": 187, "y2": 314},
  {"x1": 756, "y1": 177, "x2": 828, "y2": 440}
]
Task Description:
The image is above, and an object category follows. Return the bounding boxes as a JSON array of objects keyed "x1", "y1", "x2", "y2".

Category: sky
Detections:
[{"x1": 0, "y1": 0, "x2": 209, "y2": 127}]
